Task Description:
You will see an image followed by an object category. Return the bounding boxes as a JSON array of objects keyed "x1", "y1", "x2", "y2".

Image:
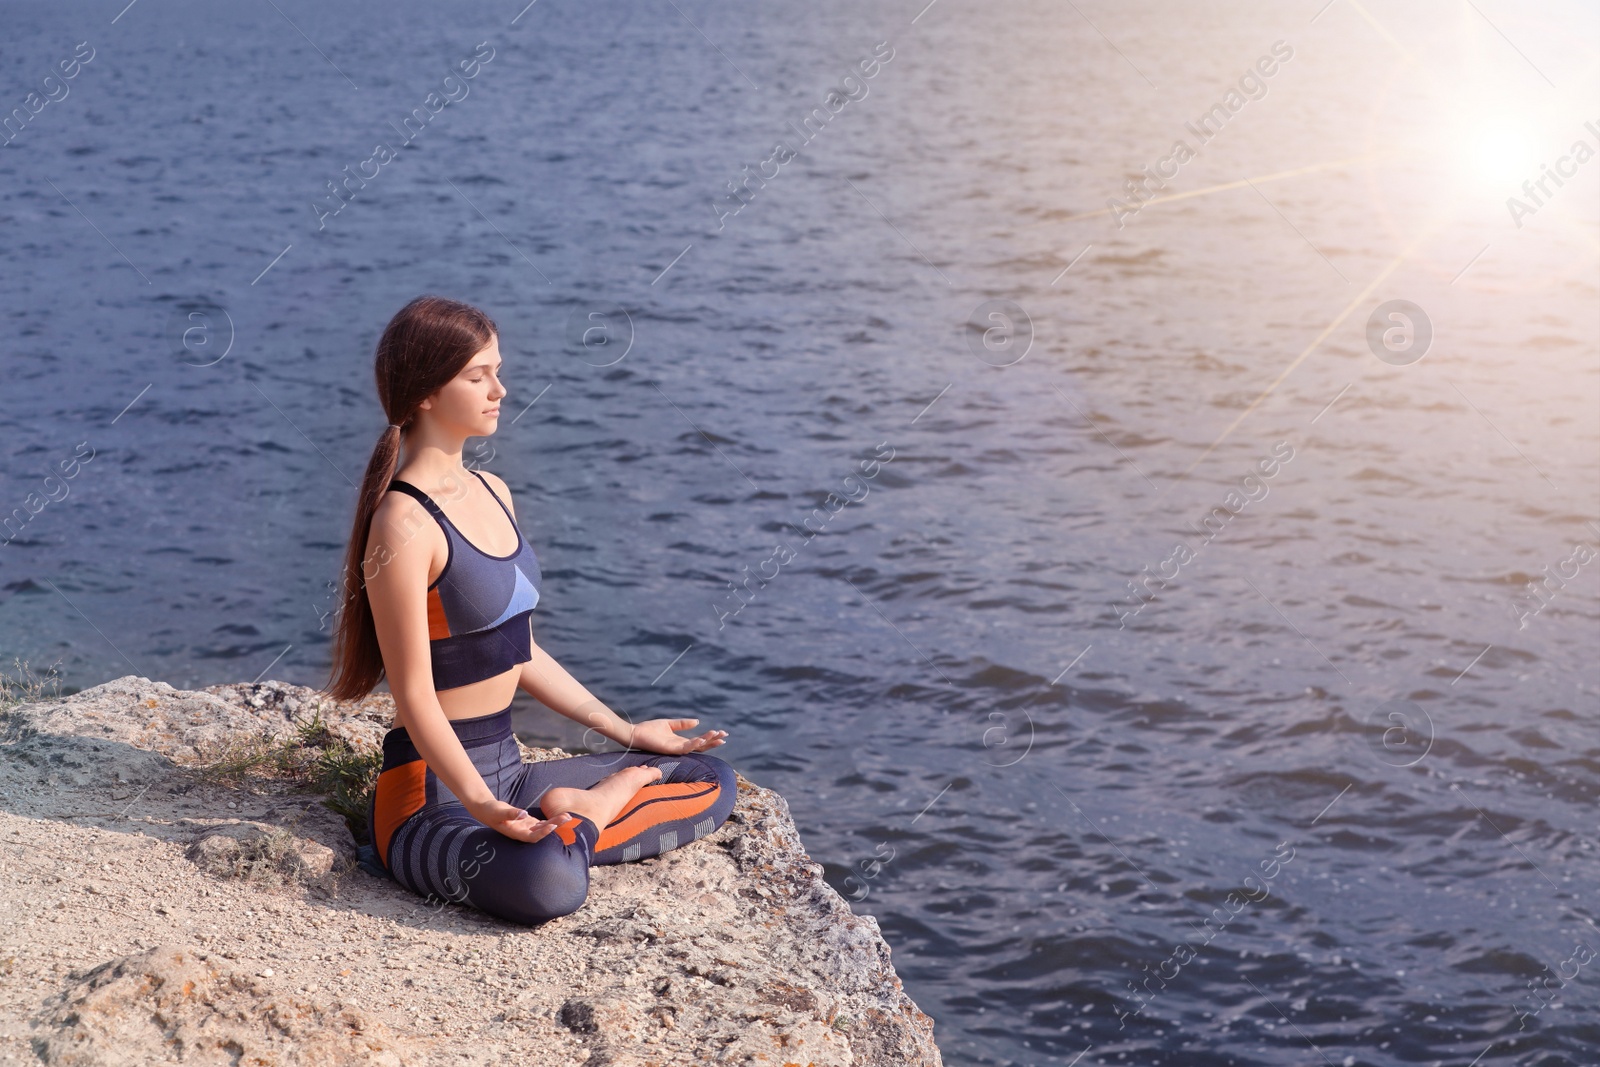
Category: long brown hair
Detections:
[{"x1": 320, "y1": 295, "x2": 498, "y2": 702}]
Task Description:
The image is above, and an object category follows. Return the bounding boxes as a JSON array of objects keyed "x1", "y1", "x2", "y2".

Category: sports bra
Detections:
[{"x1": 384, "y1": 469, "x2": 542, "y2": 692}]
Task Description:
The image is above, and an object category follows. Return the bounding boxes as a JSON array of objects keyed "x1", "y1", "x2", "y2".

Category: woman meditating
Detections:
[{"x1": 322, "y1": 294, "x2": 736, "y2": 924}]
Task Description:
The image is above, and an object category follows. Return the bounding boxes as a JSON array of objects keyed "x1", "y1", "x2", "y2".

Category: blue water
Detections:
[{"x1": 3, "y1": 1, "x2": 1598, "y2": 1063}]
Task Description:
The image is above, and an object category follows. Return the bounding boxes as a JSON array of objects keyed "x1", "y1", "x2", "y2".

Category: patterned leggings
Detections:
[{"x1": 367, "y1": 701, "x2": 737, "y2": 925}]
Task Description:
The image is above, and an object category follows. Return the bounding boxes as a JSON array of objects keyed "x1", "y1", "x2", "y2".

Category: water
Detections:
[{"x1": 2, "y1": 1, "x2": 1597, "y2": 1063}]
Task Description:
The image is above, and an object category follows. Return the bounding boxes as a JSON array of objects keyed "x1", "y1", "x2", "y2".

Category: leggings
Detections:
[{"x1": 366, "y1": 701, "x2": 737, "y2": 925}]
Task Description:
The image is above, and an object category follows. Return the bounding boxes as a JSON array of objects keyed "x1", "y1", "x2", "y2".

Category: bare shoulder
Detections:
[
  {"x1": 370, "y1": 482, "x2": 424, "y2": 529},
  {"x1": 368, "y1": 486, "x2": 440, "y2": 558},
  {"x1": 477, "y1": 469, "x2": 518, "y2": 520}
]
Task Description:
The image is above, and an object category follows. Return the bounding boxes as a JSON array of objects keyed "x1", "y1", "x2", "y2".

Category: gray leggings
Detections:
[{"x1": 367, "y1": 703, "x2": 737, "y2": 924}]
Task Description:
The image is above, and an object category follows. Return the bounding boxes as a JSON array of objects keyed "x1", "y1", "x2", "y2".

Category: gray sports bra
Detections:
[{"x1": 384, "y1": 469, "x2": 542, "y2": 691}]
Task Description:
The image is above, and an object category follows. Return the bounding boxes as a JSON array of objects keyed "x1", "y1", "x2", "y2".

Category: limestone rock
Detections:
[
  {"x1": 187, "y1": 823, "x2": 339, "y2": 887},
  {"x1": 0, "y1": 675, "x2": 944, "y2": 1065},
  {"x1": 34, "y1": 944, "x2": 423, "y2": 1066}
]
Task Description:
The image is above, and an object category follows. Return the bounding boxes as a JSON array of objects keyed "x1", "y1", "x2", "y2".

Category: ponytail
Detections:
[{"x1": 320, "y1": 296, "x2": 497, "y2": 702}]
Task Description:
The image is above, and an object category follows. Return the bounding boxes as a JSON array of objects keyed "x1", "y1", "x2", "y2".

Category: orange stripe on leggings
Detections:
[
  {"x1": 594, "y1": 781, "x2": 721, "y2": 853},
  {"x1": 372, "y1": 761, "x2": 427, "y2": 867},
  {"x1": 607, "y1": 781, "x2": 719, "y2": 829}
]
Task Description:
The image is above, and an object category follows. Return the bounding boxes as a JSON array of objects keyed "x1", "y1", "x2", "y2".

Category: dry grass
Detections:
[
  {"x1": 0, "y1": 658, "x2": 65, "y2": 713},
  {"x1": 180, "y1": 710, "x2": 383, "y2": 847},
  {"x1": 181, "y1": 730, "x2": 311, "y2": 784},
  {"x1": 232, "y1": 825, "x2": 336, "y2": 888},
  {"x1": 236, "y1": 825, "x2": 308, "y2": 881}
]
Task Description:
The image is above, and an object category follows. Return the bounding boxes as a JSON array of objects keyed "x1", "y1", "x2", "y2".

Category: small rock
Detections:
[
  {"x1": 558, "y1": 998, "x2": 598, "y2": 1033},
  {"x1": 187, "y1": 834, "x2": 242, "y2": 872},
  {"x1": 185, "y1": 825, "x2": 335, "y2": 887}
]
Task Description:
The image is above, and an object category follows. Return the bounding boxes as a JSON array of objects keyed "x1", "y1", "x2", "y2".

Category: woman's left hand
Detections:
[{"x1": 625, "y1": 718, "x2": 728, "y2": 755}]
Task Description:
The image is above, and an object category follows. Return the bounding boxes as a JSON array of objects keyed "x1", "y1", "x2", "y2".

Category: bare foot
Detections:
[{"x1": 539, "y1": 764, "x2": 663, "y2": 830}]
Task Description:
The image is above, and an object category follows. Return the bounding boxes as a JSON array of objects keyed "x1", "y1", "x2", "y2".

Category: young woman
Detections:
[{"x1": 322, "y1": 295, "x2": 736, "y2": 924}]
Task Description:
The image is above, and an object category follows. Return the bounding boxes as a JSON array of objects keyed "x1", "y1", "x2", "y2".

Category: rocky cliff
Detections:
[{"x1": 0, "y1": 675, "x2": 943, "y2": 1067}]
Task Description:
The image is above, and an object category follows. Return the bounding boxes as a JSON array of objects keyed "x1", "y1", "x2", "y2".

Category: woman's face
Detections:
[{"x1": 422, "y1": 335, "x2": 506, "y2": 437}]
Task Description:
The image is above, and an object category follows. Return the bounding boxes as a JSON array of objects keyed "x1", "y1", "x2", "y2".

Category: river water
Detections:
[{"x1": 2, "y1": 1, "x2": 1597, "y2": 1063}]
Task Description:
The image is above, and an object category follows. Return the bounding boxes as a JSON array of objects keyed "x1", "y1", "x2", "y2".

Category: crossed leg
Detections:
[
  {"x1": 509, "y1": 750, "x2": 737, "y2": 866},
  {"x1": 383, "y1": 750, "x2": 737, "y2": 925}
]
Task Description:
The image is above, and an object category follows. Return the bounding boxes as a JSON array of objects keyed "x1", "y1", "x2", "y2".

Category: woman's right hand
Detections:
[{"x1": 471, "y1": 797, "x2": 575, "y2": 843}]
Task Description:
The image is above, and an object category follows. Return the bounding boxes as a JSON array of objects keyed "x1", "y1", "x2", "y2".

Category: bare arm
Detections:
[
  {"x1": 480, "y1": 469, "x2": 727, "y2": 755},
  {"x1": 518, "y1": 630, "x2": 728, "y2": 755},
  {"x1": 365, "y1": 495, "x2": 571, "y2": 842},
  {"x1": 517, "y1": 635, "x2": 637, "y2": 747}
]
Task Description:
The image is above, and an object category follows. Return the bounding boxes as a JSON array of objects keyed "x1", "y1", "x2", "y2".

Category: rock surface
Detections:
[
  {"x1": 0, "y1": 675, "x2": 943, "y2": 1066},
  {"x1": 36, "y1": 944, "x2": 418, "y2": 1066}
]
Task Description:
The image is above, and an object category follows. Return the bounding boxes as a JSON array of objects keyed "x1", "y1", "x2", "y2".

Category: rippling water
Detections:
[{"x1": 3, "y1": 1, "x2": 1597, "y2": 1063}]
